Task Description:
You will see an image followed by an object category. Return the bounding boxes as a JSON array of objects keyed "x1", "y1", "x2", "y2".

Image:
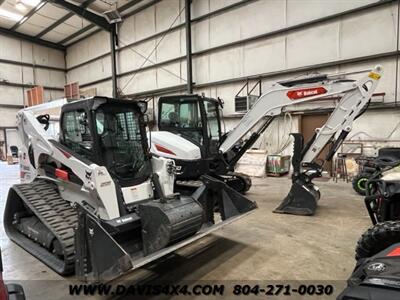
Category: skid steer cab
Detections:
[{"x1": 4, "y1": 97, "x2": 257, "y2": 282}]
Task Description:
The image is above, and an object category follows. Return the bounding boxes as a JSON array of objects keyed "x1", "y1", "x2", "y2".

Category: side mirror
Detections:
[
  {"x1": 217, "y1": 97, "x2": 224, "y2": 109},
  {"x1": 137, "y1": 101, "x2": 148, "y2": 114}
]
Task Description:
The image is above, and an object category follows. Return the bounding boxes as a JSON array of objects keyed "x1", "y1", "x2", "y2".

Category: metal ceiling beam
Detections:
[
  {"x1": 0, "y1": 57, "x2": 65, "y2": 71},
  {"x1": 36, "y1": 0, "x2": 96, "y2": 38},
  {"x1": 61, "y1": 0, "x2": 148, "y2": 45},
  {"x1": 0, "y1": 80, "x2": 64, "y2": 91},
  {"x1": 50, "y1": 0, "x2": 111, "y2": 31},
  {"x1": 11, "y1": 1, "x2": 46, "y2": 31},
  {"x1": 0, "y1": 27, "x2": 66, "y2": 50}
]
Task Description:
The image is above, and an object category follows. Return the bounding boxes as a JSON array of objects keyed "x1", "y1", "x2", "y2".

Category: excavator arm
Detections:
[{"x1": 220, "y1": 65, "x2": 383, "y2": 216}]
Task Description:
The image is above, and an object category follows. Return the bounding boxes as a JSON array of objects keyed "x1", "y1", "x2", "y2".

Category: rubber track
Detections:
[{"x1": 12, "y1": 180, "x2": 78, "y2": 274}]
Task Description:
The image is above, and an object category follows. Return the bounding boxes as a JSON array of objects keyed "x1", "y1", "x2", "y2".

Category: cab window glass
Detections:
[
  {"x1": 62, "y1": 110, "x2": 94, "y2": 161},
  {"x1": 205, "y1": 101, "x2": 220, "y2": 141},
  {"x1": 160, "y1": 101, "x2": 202, "y2": 129}
]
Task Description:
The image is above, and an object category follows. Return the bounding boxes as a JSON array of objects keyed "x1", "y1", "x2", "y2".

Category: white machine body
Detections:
[
  {"x1": 16, "y1": 98, "x2": 176, "y2": 221},
  {"x1": 148, "y1": 131, "x2": 201, "y2": 160}
]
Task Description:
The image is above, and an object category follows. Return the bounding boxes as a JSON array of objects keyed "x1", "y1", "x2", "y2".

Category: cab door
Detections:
[{"x1": 202, "y1": 99, "x2": 222, "y2": 156}]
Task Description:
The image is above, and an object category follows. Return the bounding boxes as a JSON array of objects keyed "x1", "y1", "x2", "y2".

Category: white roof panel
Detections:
[
  {"x1": 38, "y1": 3, "x2": 70, "y2": 20},
  {"x1": 40, "y1": 28, "x2": 66, "y2": 43},
  {"x1": 16, "y1": 20, "x2": 43, "y2": 35},
  {"x1": 0, "y1": 17, "x2": 16, "y2": 29},
  {"x1": 64, "y1": 14, "x2": 91, "y2": 28}
]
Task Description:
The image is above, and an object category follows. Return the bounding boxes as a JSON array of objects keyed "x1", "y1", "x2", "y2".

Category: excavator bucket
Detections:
[
  {"x1": 274, "y1": 179, "x2": 320, "y2": 216},
  {"x1": 273, "y1": 133, "x2": 320, "y2": 216}
]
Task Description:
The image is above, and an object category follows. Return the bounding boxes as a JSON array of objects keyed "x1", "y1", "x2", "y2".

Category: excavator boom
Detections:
[{"x1": 220, "y1": 66, "x2": 382, "y2": 166}]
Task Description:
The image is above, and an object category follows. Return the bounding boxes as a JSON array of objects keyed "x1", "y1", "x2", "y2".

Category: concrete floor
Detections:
[{"x1": 0, "y1": 162, "x2": 372, "y2": 299}]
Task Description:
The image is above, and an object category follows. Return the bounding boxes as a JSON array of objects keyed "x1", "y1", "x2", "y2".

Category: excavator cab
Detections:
[
  {"x1": 158, "y1": 95, "x2": 222, "y2": 157},
  {"x1": 156, "y1": 95, "x2": 252, "y2": 193}
]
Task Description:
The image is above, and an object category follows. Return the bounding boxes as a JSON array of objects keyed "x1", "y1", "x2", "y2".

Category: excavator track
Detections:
[
  {"x1": 228, "y1": 172, "x2": 252, "y2": 193},
  {"x1": 4, "y1": 179, "x2": 78, "y2": 275}
]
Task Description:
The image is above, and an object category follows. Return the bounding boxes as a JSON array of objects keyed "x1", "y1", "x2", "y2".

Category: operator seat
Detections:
[{"x1": 168, "y1": 112, "x2": 179, "y2": 127}]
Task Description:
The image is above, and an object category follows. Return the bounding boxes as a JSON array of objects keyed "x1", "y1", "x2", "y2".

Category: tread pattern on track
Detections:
[{"x1": 12, "y1": 179, "x2": 78, "y2": 273}]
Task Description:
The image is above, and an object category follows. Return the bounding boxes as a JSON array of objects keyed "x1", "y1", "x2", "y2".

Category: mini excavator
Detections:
[{"x1": 150, "y1": 65, "x2": 383, "y2": 215}]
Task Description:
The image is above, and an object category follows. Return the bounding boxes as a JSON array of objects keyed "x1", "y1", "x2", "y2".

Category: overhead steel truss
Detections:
[
  {"x1": 0, "y1": 0, "x2": 145, "y2": 50},
  {"x1": 35, "y1": 0, "x2": 97, "y2": 39},
  {"x1": 51, "y1": 0, "x2": 110, "y2": 31}
]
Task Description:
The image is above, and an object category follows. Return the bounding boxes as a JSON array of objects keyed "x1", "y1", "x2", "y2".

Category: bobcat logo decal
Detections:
[{"x1": 85, "y1": 171, "x2": 92, "y2": 180}]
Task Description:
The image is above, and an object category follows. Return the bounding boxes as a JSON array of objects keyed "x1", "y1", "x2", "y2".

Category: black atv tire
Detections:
[
  {"x1": 352, "y1": 173, "x2": 371, "y2": 196},
  {"x1": 355, "y1": 221, "x2": 400, "y2": 260}
]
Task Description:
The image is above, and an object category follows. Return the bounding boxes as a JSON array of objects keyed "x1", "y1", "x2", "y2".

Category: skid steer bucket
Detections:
[
  {"x1": 75, "y1": 175, "x2": 257, "y2": 282},
  {"x1": 273, "y1": 133, "x2": 320, "y2": 216},
  {"x1": 5, "y1": 177, "x2": 256, "y2": 282}
]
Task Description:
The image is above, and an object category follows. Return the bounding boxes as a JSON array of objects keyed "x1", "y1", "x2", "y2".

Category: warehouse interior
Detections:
[{"x1": 0, "y1": 0, "x2": 400, "y2": 299}]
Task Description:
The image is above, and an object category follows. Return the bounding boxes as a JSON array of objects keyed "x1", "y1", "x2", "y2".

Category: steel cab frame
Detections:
[{"x1": 58, "y1": 97, "x2": 152, "y2": 188}]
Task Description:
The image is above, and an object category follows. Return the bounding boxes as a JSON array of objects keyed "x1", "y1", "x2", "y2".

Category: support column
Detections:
[
  {"x1": 110, "y1": 24, "x2": 118, "y2": 98},
  {"x1": 185, "y1": 0, "x2": 193, "y2": 94}
]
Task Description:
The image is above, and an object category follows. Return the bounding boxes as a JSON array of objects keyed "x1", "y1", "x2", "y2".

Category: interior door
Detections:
[{"x1": 5, "y1": 129, "x2": 22, "y2": 156}]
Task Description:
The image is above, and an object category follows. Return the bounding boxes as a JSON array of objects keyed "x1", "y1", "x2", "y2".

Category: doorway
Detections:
[{"x1": 300, "y1": 114, "x2": 332, "y2": 175}]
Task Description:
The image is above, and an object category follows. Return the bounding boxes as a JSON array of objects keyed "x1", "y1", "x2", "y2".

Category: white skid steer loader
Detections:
[
  {"x1": 3, "y1": 97, "x2": 257, "y2": 282},
  {"x1": 150, "y1": 66, "x2": 383, "y2": 216}
]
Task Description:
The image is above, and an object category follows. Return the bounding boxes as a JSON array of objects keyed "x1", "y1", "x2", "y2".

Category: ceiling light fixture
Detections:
[
  {"x1": 20, "y1": 0, "x2": 41, "y2": 7},
  {"x1": 0, "y1": 8, "x2": 23, "y2": 21},
  {"x1": 15, "y1": 1, "x2": 27, "y2": 11}
]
